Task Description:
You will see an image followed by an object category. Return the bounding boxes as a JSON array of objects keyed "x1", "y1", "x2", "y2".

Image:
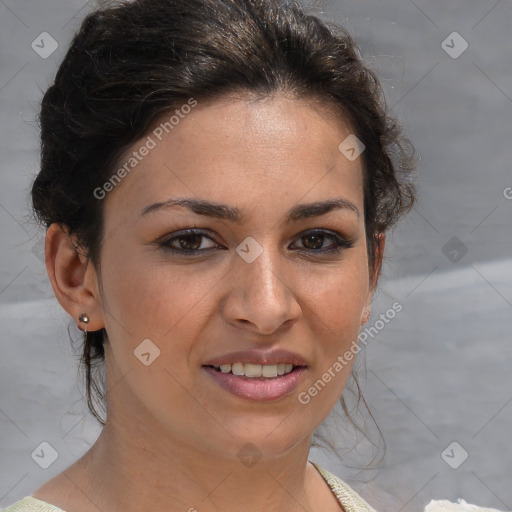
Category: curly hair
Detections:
[{"x1": 31, "y1": 0, "x2": 416, "y2": 463}]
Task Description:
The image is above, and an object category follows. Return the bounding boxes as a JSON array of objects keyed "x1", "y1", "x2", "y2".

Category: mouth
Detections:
[
  {"x1": 202, "y1": 362, "x2": 307, "y2": 401},
  {"x1": 203, "y1": 362, "x2": 301, "y2": 379}
]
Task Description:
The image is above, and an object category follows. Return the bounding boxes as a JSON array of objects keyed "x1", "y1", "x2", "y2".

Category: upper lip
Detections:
[{"x1": 203, "y1": 348, "x2": 308, "y2": 367}]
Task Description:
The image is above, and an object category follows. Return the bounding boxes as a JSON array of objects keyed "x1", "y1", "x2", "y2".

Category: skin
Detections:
[{"x1": 36, "y1": 93, "x2": 384, "y2": 512}]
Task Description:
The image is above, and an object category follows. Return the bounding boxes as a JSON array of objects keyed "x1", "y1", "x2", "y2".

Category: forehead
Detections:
[{"x1": 103, "y1": 93, "x2": 365, "y2": 222}]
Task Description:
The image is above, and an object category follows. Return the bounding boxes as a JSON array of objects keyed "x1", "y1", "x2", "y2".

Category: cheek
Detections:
[
  {"x1": 302, "y1": 253, "x2": 370, "y2": 333},
  {"x1": 297, "y1": 252, "x2": 369, "y2": 406},
  {"x1": 98, "y1": 243, "x2": 223, "y2": 427},
  {"x1": 98, "y1": 239, "x2": 224, "y2": 363}
]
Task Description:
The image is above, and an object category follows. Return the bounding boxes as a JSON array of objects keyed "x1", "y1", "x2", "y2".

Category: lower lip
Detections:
[{"x1": 202, "y1": 366, "x2": 307, "y2": 401}]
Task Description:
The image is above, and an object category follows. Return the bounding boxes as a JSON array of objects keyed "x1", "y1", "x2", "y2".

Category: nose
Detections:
[{"x1": 221, "y1": 243, "x2": 302, "y2": 336}]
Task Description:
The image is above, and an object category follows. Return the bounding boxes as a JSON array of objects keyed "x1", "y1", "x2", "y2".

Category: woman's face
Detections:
[{"x1": 93, "y1": 93, "x2": 375, "y2": 460}]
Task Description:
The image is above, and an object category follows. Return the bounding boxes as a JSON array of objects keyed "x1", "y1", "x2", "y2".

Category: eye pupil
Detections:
[
  {"x1": 303, "y1": 234, "x2": 324, "y2": 250},
  {"x1": 179, "y1": 234, "x2": 202, "y2": 250}
]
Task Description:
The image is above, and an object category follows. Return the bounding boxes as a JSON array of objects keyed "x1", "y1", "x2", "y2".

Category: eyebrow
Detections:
[{"x1": 139, "y1": 196, "x2": 360, "y2": 222}]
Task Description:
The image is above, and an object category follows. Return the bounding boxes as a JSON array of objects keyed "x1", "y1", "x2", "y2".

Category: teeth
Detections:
[
  {"x1": 213, "y1": 363, "x2": 296, "y2": 378},
  {"x1": 244, "y1": 364, "x2": 262, "y2": 377},
  {"x1": 232, "y1": 363, "x2": 245, "y2": 376},
  {"x1": 261, "y1": 365, "x2": 278, "y2": 378}
]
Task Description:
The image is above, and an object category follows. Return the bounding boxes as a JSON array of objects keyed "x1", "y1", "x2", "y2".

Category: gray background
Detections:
[{"x1": 1, "y1": 1, "x2": 511, "y2": 511}]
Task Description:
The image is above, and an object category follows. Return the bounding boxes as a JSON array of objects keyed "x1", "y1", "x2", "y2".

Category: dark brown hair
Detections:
[{"x1": 31, "y1": 0, "x2": 416, "y2": 464}]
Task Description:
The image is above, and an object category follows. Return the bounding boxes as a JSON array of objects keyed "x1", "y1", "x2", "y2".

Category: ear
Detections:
[
  {"x1": 361, "y1": 233, "x2": 386, "y2": 325},
  {"x1": 45, "y1": 223, "x2": 105, "y2": 332}
]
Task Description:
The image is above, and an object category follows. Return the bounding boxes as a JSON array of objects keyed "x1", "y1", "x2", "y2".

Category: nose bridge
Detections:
[
  {"x1": 241, "y1": 238, "x2": 287, "y2": 299},
  {"x1": 223, "y1": 235, "x2": 300, "y2": 333}
]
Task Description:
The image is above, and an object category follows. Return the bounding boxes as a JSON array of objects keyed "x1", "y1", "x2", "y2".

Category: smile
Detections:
[
  {"x1": 207, "y1": 362, "x2": 296, "y2": 378},
  {"x1": 202, "y1": 364, "x2": 307, "y2": 401}
]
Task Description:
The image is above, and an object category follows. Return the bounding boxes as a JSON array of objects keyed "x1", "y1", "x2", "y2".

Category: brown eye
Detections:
[
  {"x1": 301, "y1": 233, "x2": 325, "y2": 250},
  {"x1": 177, "y1": 234, "x2": 203, "y2": 251},
  {"x1": 291, "y1": 229, "x2": 355, "y2": 254},
  {"x1": 159, "y1": 229, "x2": 219, "y2": 254}
]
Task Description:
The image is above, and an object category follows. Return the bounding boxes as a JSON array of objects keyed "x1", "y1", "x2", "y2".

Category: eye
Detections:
[
  {"x1": 291, "y1": 230, "x2": 354, "y2": 254},
  {"x1": 158, "y1": 229, "x2": 220, "y2": 255}
]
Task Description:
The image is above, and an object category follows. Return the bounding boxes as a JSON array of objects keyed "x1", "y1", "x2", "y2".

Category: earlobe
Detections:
[
  {"x1": 361, "y1": 306, "x2": 371, "y2": 325},
  {"x1": 45, "y1": 223, "x2": 104, "y2": 332}
]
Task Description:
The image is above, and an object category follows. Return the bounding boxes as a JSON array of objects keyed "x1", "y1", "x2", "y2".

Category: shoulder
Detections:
[
  {"x1": 1, "y1": 497, "x2": 67, "y2": 512},
  {"x1": 4, "y1": 476, "x2": 74, "y2": 512},
  {"x1": 312, "y1": 463, "x2": 379, "y2": 512}
]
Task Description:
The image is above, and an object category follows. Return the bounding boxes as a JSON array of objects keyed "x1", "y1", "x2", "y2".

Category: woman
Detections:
[{"x1": 3, "y1": 0, "x2": 416, "y2": 510}]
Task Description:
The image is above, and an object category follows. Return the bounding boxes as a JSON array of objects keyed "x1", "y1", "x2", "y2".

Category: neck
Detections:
[{"x1": 73, "y1": 402, "x2": 321, "y2": 512}]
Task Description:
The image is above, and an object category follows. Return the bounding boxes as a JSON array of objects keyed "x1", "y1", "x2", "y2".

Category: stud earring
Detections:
[{"x1": 78, "y1": 313, "x2": 90, "y2": 335}]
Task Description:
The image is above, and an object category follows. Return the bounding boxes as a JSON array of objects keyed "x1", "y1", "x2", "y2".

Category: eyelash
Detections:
[{"x1": 157, "y1": 228, "x2": 354, "y2": 257}]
